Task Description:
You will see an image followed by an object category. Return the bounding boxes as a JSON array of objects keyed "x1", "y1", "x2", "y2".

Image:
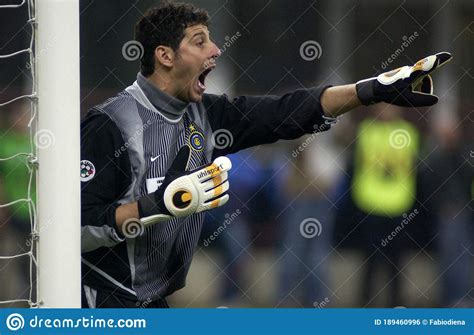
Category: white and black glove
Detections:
[
  {"x1": 356, "y1": 52, "x2": 452, "y2": 107},
  {"x1": 138, "y1": 145, "x2": 232, "y2": 226}
]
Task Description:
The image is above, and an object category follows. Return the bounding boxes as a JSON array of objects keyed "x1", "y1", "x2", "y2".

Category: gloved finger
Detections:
[
  {"x1": 200, "y1": 171, "x2": 228, "y2": 192},
  {"x1": 166, "y1": 145, "x2": 191, "y2": 177},
  {"x1": 212, "y1": 156, "x2": 232, "y2": 173},
  {"x1": 203, "y1": 180, "x2": 229, "y2": 200},
  {"x1": 403, "y1": 90, "x2": 439, "y2": 107},
  {"x1": 434, "y1": 52, "x2": 452, "y2": 68},
  {"x1": 190, "y1": 156, "x2": 232, "y2": 182},
  {"x1": 377, "y1": 66, "x2": 412, "y2": 85},
  {"x1": 413, "y1": 75, "x2": 433, "y2": 95},
  {"x1": 409, "y1": 52, "x2": 452, "y2": 80},
  {"x1": 198, "y1": 193, "x2": 229, "y2": 212}
]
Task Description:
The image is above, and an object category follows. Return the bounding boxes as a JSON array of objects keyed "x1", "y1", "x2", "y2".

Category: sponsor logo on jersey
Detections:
[
  {"x1": 150, "y1": 154, "x2": 161, "y2": 162},
  {"x1": 146, "y1": 177, "x2": 165, "y2": 193}
]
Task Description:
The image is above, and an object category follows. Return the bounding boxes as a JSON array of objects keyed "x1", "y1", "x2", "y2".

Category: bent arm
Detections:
[{"x1": 115, "y1": 202, "x2": 140, "y2": 229}]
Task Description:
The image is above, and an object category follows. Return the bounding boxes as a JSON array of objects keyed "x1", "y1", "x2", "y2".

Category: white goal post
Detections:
[{"x1": 36, "y1": 0, "x2": 81, "y2": 307}]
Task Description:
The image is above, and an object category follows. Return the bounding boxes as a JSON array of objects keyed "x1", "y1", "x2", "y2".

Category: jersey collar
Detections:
[{"x1": 137, "y1": 72, "x2": 189, "y2": 120}]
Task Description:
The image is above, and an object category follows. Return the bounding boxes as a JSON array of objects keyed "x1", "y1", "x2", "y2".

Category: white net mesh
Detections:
[{"x1": 0, "y1": 0, "x2": 38, "y2": 308}]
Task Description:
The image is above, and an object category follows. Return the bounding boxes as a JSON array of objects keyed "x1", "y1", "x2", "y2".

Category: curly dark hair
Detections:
[{"x1": 135, "y1": 2, "x2": 210, "y2": 76}]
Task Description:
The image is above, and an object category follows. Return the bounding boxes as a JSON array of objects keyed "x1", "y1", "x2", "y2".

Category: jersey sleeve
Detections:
[
  {"x1": 80, "y1": 111, "x2": 132, "y2": 253},
  {"x1": 202, "y1": 86, "x2": 335, "y2": 157}
]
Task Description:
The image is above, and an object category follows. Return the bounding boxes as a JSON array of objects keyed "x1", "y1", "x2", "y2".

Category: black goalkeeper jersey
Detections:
[{"x1": 80, "y1": 73, "x2": 335, "y2": 302}]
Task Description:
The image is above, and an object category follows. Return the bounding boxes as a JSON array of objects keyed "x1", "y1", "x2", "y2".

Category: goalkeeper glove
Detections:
[
  {"x1": 138, "y1": 145, "x2": 232, "y2": 226},
  {"x1": 356, "y1": 52, "x2": 452, "y2": 107}
]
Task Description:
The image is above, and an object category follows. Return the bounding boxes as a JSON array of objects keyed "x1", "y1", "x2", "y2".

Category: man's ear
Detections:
[{"x1": 154, "y1": 46, "x2": 175, "y2": 68}]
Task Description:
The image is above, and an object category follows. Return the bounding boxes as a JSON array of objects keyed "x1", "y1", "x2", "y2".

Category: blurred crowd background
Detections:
[{"x1": 0, "y1": 0, "x2": 472, "y2": 307}]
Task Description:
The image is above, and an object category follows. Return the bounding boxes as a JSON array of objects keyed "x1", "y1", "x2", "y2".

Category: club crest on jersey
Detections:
[
  {"x1": 188, "y1": 123, "x2": 204, "y2": 152},
  {"x1": 80, "y1": 160, "x2": 95, "y2": 182}
]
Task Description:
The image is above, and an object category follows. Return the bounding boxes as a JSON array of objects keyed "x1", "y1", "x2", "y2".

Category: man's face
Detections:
[{"x1": 171, "y1": 25, "x2": 220, "y2": 102}]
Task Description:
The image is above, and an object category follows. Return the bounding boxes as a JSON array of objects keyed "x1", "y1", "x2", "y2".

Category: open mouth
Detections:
[{"x1": 197, "y1": 66, "x2": 214, "y2": 91}]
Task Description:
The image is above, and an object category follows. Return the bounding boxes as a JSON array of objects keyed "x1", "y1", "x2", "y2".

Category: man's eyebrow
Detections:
[{"x1": 191, "y1": 31, "x2": 207, "y2": 39}]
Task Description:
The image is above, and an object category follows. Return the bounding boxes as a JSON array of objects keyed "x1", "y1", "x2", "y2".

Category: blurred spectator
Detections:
[
  {"x1": 420, "y1": 118, "x2": 473, "y2": 307},
  {"x1": 277, "y1": 133, "x2": 341, "y2": 307},
  {"x1": 201, "y1": 151, "x2": 261, "y2": 306},
  {"x1": 339, "y1": 105, "x2": 422, "y2": 307}
]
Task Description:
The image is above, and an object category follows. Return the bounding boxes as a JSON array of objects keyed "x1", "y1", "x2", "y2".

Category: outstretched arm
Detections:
[{"x1": 205, "y1": 52, "x2": 452, "y2": 157}]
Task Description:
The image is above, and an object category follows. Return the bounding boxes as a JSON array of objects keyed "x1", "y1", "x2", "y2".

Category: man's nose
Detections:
[{"x1": 210, "y1": 42, "x2": 221, "y2": 59}]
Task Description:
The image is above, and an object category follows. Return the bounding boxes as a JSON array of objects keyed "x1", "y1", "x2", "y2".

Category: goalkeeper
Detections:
[{"x1": 80, "y1": 2, "x2": 451, "y2": 308}]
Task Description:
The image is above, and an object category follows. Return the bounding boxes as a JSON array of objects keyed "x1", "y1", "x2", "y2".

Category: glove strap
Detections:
[
  {"x1": 356, "y1": 77, "x2": 380, "y2": 105},
  {"x1": 137, "y1": 194, "x2": 172, "y2": 226},
  {"x1": 138, "y1": 193, "x2": 167, "y2": 218}
]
